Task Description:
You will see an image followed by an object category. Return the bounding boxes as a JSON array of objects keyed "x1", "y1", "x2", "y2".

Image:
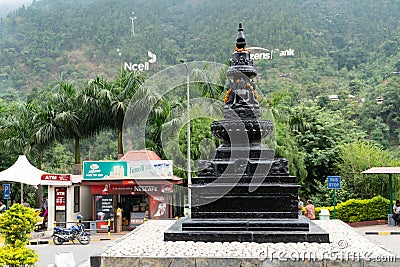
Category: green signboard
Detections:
[
  {"x1": 83, "y1": 160, "x2": 173, "y2": 180},
  {"x1": 83, "y1": 161, "x2": 128, "y2": 180}
]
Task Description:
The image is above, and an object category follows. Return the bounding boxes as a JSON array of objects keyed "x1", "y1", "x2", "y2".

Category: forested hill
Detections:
[{"x1": 1, "y1": 0, "x2": 400, "y2": 98}]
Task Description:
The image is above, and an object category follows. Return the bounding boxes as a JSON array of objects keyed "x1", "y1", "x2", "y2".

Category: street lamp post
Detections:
[{"x1": 180, "y1": 60, "x2": 191, "y2": 210}]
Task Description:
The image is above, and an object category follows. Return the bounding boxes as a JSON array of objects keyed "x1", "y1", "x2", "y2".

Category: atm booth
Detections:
[{"x1": 44, "y1": 174, "x2": 92, "y2": 231}]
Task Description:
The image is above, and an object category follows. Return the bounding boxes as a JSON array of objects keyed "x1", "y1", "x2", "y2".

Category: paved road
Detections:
[
  {"x1": 29, "y1": 239, "x2": 114, "y2": 267},
  {"x1": 363, "y1": 235, "x2": 400, "y2": 256}
]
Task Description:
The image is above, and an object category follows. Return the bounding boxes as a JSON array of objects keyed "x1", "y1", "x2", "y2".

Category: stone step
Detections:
[{"x1": 182, "y1": 218, "x2": 309, "y2": 231}]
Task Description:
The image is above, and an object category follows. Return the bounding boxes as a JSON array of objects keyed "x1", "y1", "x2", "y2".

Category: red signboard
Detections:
[
  {"x1": 90, "y1": 184, "x2": 161, "y2": 195},
  {"x1": 55, "y1": 187, "x2": 66, "y2": 210},
  {"x1": 122, "y1": 180, "x2": 136, "y2": 185},
  {"x1": 41, "y1": 174, "x2": 71, "y2": 186}
]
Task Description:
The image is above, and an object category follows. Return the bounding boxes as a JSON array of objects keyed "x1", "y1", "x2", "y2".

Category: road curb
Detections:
[
  {"x1": 28, "y1": 236, "x2": 117, "y2": 245},
  {"x1": 29, "y1": 239, "x2": 50, "y2": 245},
  {"x1": 365, "y1": 231, "x2": 400, "y2": 235}
]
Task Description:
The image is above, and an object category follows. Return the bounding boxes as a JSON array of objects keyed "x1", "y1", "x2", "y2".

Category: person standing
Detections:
[
  {"x1": 41, "y1": 197, "x2": 48, "y2": 215},
  {"x1": 298, "y1": 196, "x2": 304, "y2": 216},
  {"x1": 41, "y1": 197, "x2": 48, "y2": 229},
  {"x1": 304, "y1": 199, "x2": 315, "y2": 220}
]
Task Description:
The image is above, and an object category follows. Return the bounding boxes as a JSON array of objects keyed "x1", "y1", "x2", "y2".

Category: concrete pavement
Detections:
[{"x1": 351, "y1": 223, "x2": 400, "y2": 257}]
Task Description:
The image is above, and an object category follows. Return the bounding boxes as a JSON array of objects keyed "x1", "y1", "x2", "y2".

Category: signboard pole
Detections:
[
  {"x1": 334, "y1": 190, "x2": 337, "y2": 219},
  {"x1": 327, "y1": 176, "x2": 341, "y2": 219},
  {"x1": 3, "y1": 183, "x2": 10, "y2": 210},
  {"x1": 389, "y1": 174, "x2": 393, "y2": 214}
]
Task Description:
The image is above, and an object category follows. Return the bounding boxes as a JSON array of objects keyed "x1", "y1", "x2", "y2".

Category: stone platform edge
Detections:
[
  {"x1": 89, "y1": 219, "x2": 400, "y2": 267},
  {"x1": 90, "y1": 256, "x2": 400, "y2": 267}
]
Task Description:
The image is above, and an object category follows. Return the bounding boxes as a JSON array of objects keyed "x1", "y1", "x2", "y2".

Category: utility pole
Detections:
[{"x1": 180, "y1": 60, "x2": 191, "y2": 210}]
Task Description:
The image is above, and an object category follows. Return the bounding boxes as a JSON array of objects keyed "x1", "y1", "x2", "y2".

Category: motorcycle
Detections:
[{"x1": 52, "y1": 222, "x2": 90, "y2": 245}]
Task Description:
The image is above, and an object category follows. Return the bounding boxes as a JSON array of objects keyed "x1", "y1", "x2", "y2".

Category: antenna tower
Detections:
[{"x1": 130, "y1": 12, "x2": 137, "y2": 37}]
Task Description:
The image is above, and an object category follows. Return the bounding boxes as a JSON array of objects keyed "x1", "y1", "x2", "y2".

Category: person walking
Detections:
[{"x1": 304, "y1": 199, "x2": 315, "y2": 220}]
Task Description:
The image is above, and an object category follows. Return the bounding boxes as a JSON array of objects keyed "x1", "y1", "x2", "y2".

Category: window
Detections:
[{"x1": 74, "y1": 186, "x2": 80, "y2": 213}]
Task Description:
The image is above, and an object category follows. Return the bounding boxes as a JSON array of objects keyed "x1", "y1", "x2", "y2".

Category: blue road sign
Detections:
[
  {"x1": 3, "y1": 183, "x2": 10, "y2": 199},
  {"x1": 327, "y1": 176, "x2": 341, "y2": 189}
]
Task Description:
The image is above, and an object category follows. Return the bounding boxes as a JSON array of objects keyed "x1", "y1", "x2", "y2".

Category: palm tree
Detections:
[
  {"x1": 290, "y1": 105, "x2": 316, "y2": 134},
  {"x1": 147, "y1": 99, "x2": 184, "y2": 159},
  {"x1": 33, "y1": 84, "x2": 76, "y2": 148},
  {"x1": 0, "y1": 100, "x2": 44, "y2": 205},
  {"x1": 81, "y1": 76, "x2": 111, "y2": 133},
  {"x1": 51, "y1": 81, "x2": 86, "y2": 174},
  {"x1": 108, "y1": 69, "x2": 145, "y2": 158}
]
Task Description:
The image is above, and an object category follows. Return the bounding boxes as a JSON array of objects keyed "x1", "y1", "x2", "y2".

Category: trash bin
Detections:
[
  {"x1": 319, "y1": 209, "x2": 330, "y2": 220},
  {"x1": 184, "y1": 204, "x2": 191, "y2": 217},
  {"x1": 388, "y1": 214, "x2": 396, "y2": 226},
  {"x1": 89, "y1": 221, "x2": 97, "y2": 234}
]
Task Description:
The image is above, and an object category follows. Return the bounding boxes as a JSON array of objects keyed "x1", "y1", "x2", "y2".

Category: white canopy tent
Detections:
[{"x1": 0, "y1": 155, "x2": 47, "y2": 203}]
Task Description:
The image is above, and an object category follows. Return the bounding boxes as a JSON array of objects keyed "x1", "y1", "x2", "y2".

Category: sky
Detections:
[{"x1": 0, "y1": 0, "x2": 34, "y2": 17}]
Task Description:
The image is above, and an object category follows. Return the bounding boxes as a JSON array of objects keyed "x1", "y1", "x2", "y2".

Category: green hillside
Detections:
[
  {"x1": 1, "y1": 0, "x2": 400, "y2": 201},
  {"x1": 1, "y1": 0, "x2": 400, "y2": 98}
]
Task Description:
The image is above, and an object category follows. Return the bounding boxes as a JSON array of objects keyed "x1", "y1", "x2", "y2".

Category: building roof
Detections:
[
  {"x1": 119, "y1": 150, "x2": 162, "y2": 161},
  {"x1": 362, "y1": 167, "x2": 400, "y2": 174}
]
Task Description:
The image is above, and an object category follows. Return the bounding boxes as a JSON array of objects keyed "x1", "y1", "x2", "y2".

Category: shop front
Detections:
[{"x1": 82, "y1": 159, "x2": 183, "y2": 231}]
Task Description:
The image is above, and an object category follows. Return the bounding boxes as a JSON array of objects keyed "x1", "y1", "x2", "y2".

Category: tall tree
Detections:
[
  {"x1": 53, "y1": 81, "x2": 84, "y2": 174},
  {"x1": 335, "y1": 141, "x2": 400, "y2": 199},
  {"x1": 0, "y1": 100, "x2": 44, "y2": 205},
  {"x1": 288, "y1": 102, "x2": 366, "y2": 196},
  {"x1": 109, "y1": 70, "x2": 145, "y2": 158}
]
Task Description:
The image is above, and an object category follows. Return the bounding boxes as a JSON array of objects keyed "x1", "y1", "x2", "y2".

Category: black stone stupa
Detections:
[{"x1": 164, "y1": 23, "x2": 329, "y2": 243}]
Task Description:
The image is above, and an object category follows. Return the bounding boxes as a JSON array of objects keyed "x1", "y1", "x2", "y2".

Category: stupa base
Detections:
[{"x1": 164, "y1": 216, "x2": 330, "y2": 243}]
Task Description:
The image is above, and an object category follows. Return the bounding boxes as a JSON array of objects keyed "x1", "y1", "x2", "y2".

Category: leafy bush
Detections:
[
  {"x1": 312, "y1": 196, "x2": 390, "y2": 222},
  {"x1": 0, "y1": 204, "x2": 39, "y2": 267},
  {"x1": 0, "y1": 242, "x2": 38, "y2": 267}
]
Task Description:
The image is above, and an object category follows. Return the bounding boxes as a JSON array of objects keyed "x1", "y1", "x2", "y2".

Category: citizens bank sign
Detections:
[
  {"x1": 124, "y1": 51, "x2": 157, "y2": 71},
  {"x1": 247, "y1": 47, "x2": 295, "y2": 60}
]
